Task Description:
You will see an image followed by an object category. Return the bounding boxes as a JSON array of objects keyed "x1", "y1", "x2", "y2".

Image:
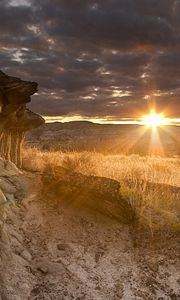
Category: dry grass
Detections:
[
  {"x1": 22, "y1": 147, "x2": 180, "y2": 233},
  {"x1": 23, "y1": 147, "x2": 180, "y2": 185}
]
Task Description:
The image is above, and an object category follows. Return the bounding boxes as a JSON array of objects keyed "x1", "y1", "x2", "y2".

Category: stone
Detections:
[
  {"x1": 5, "y1": 193, "x2": 16, "y2": 204},
  {"x1": 10, "y1": 229, "x2": 24, "y2": 244},
  {"x1": 41, "y1": 167, "x2": 135, "y2": 224},
  {"x1": 0, "y1": 189, "x2": 7, "y2": 205},
  {"x1": 37, "y1": 265, "x2": 48, "y2": 274},
  {"x1": 57, "y1": 243, "x2": 67, "y2": 251},
  {"x1": 21, "y1": 249, "x2": 32, "y2": 262},
  {"x1": 0, "y1": 158, "x2": 21, "y2": 176},
  {"x1": 0, "y1": 177, "x2": 16, "y2": 194}
]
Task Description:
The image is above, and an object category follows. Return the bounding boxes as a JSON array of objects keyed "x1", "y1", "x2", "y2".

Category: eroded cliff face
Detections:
[{"x1": 0, "y1": 71, "x2": 44, "y2": 168}]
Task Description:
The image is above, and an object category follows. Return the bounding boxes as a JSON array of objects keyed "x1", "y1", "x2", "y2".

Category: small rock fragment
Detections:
[
  {"x1": 21, "y1": 249, "x2": 32, "y2": 262},
  {"x1": 57, "y1": 243, "x2": 67, "y2": 251},
  {"x1": 37, "y1": 265, "x2": 48, "y2": 275},
  {"x1": 5, "y1": 193, "x2": 16, "y2": 204},
  {"x1": 0, "y1": 178, "x2": 16, "y2": 194},
  {"x1": 0, "y1": 189, "x2": 7, "y2": 205}
]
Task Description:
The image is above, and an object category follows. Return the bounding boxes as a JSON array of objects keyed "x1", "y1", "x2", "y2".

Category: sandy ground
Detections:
[{"x1": 1, "y1": 174, "x2": 180, "y2": 300}]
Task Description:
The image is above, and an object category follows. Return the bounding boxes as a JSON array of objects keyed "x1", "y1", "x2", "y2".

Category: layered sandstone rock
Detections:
[{"x1": 0, "y1": 71, "x2": 44, "y2": 167}]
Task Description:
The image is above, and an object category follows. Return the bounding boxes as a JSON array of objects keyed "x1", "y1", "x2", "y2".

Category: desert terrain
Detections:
[
  {"x1": 0, "y1": 135, "x2": 179, "y2": 299},
  {"x1": 26, "y1": 122, "x2": 180, "y2": 157},
  {"x1": 0, "y1": 79, "x2": 179, "y2": 299}
]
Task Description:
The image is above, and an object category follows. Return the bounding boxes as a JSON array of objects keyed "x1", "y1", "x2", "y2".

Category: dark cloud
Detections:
[{"x1": 0, "y1": 0, "x2": 179, "y2": 119}]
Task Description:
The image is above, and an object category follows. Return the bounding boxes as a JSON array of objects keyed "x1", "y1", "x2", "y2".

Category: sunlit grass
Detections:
[
  {"x1": 23, "y1": 148, "x2": 180, "y2": 186},
  {"x1": 22, "y1": 148, "x2": 180, "y2": 233}
]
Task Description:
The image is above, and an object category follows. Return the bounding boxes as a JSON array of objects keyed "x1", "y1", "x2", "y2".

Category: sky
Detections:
[{"x1": 0, "y1": 0, "x2": 180, "y2": 123}]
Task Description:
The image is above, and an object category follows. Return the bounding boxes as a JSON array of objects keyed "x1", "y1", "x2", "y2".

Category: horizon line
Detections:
[{"x1": 43, "y1": 115, "x2": 180, "y2": 126}]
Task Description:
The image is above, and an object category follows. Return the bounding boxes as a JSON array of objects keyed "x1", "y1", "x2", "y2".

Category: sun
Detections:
[{"x1": 142, "y1": 111, "x2": 167, "y2": 128}]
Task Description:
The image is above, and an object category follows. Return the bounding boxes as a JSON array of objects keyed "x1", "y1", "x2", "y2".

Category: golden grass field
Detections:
[{"x1": 23, "y1": 147, "x2": 180, "y2": 234}]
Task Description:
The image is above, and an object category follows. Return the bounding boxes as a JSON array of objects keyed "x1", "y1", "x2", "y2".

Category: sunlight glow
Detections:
[
  {"x1": 142, "y1": 111, "x2": 167, "y2": 128},
  {"x1": 43, "y1": 115, "x2": 180, "y2": 126}
]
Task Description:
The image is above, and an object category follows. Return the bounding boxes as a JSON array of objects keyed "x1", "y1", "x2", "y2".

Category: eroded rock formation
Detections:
[
  {"x1": 0, "y1": 70, "x2": 44, "y2": 167},
  {"x1": 41, "y1": 166, "x2": 136, "y2": 224}
]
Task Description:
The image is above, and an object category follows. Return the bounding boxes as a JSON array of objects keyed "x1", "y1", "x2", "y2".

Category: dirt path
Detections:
[{"x1": 1, "y1": 174, "x2": 180, "y2": 300}]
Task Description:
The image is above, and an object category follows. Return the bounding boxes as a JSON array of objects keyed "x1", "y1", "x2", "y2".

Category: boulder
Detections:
[{"x1": 41, "y1": 167, "x2": 135, "y2": 224}]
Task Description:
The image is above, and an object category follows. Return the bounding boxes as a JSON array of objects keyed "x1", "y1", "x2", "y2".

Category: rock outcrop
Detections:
[
  {"x1": 41, "y1": 166, "x2": 135, "y2": 224},
  {"x1": 0, "y1": 158, "x2": 26, "y2": 234},
  {"x1": 0, "y1": 71, "x2": 44, "y2": 168}
]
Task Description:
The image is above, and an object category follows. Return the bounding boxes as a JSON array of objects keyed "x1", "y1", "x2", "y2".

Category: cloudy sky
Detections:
[{"x1": 1, "y1": 0, "x2": 180, "y2": 122}]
